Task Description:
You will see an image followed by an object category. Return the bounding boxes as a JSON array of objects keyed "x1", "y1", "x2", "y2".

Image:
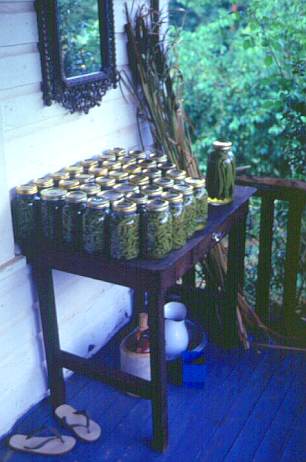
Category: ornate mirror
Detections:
[{"x1": 35, "y1": 0, "x2": 117, "y2": 113}]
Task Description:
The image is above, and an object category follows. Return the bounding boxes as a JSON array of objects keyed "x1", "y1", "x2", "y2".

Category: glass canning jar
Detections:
[
  {"x1": 147, "y1": 168, "x2": 162, "y2": 183},
  {"x1": 51, "y1": 171, "x2": 70, "y2": 187},
  {"x1": 95, "y1": 176, "x2": 116, "y2": 191},
  {"x1": 109, "y1": 169, "x2": 129, "y2": 183},
  {"x1": 165, "y1": 192, "x2": 186, "y2": 250},
  {"x1": 40, "y1": 188, "x2": 66, "y2": 246},
  {"x1": 82, "y1": 197, "x2": 110, "y2": 255},
  {"x1": 80, "y1": 158, "x2": 99, "y2": 173},
  {"x1": 166, "y1": 168, "x2": 187, "y2": 182},
  {"x1": 110, "y1": 200, "x2": 140, "y2": 260},
  {"x1": 129, "y1": 174, "x2": 150, "y2": 187},
  {"x1": 80, "y1": 182, "x2": 101, "y2": 197},
  {"x1": 65, "y1": 164, "x2": 84, "y2": 178},
  {"x1": 75, "y1": 173, "x2": 95, "y2": 184},
  {"x1": 34, "y1": 176, "x2": 54, "y2": 192},
  {"x1": 129, "y1": 193, "x2": 149, "y2": 255},
  {"x1": 185, "y1": 177, "x2": 208, "y2": 231},
  {"x1": 62, "y1": 191, "x2": 87, "y2": 250},
  {"x1": 141, "y1": 184, "x2": 163, "y2": 199},
  {"x1": 173, "y1": 183, "x2": 196, "y2": 239},
  {"x1": 88, "y1": 166, "x2": 108, "y2": 178},
  {"x1": 12, "y1": 184, "x2": 40, "y2": 247},
  {"x1": 144, "y1": 199, "x2": 172, "y2": 259},
  {"x1": 206, "y1": 140, "x2": 236, "y2": 205},
  {"x1": 153, "y1": 177, "x2": 174, "y2": 191},
  {"x1": 97, "y1": 190, "x2": 124, "y2": 209},
  {"x1": 159, "y1": 161, "x2": 175, "y2": 177}
]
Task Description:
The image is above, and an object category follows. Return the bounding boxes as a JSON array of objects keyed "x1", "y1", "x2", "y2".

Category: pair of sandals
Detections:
[{"x1": 8, "y1": 404, "x2": 101, "y2": 456}]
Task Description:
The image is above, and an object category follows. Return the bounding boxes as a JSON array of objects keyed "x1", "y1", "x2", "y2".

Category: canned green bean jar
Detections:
[
  {"x1": 144, "y1": 199, "x2": 172, "y2": 259},
  {"x1": 173, "y1": 183, "x2": 196, "y2": 239},
  {"x1": 51, "y1": 171, "x2": 70, "y2": 187},
  {"x1": 166, "y1": 168, "x2": 187, "y2": 182},
  {"x1": 185, "y1": 177, "x2": 208, "y2": 231},
  {"x1": 62, "y1": 191, "x2": 87, "y2": 250},
  {"x1": 12, "y1": 184, "x2": 39, "y2": 246},
  {"x1": 34, "y1": 177, "x2": 54, "y2": 191},
  {"x1": 206, "y1": 141, "x2": 236, "y2": 205},
  {"x1": 166, "y1": 192, "x2": 186, "y2": 250},
  {"x1": 40, "y1": 188, "x2": 66, "y2": 245},
  {"x1": 110, "y1": 200, "x2": 140, "y2": 260},
  {"x1": 83, "y1": 197, "x2": 110, "y2": 255}
]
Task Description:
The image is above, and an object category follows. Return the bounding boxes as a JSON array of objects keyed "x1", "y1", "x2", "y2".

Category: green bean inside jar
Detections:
[
  {"x1": 206, "y1": 140, "x2": 236, "y2": 205},
  {"x1": 129, "y1": 193, "x2": 149, "y2": 255},
  {"x1": 173, "y1": 183, "x2": 196, "y2": 239},
  {"x1": 143, "y1": 199, "x2": 172, "y2": 259},
  {"x1": 62, "y1": 191, "x2": 87, "y2": 250},
  {"x1": 12, "y1": 184, "x2": 40, "y2": 247},
  {"x1": 165, "y1": 192, "x2": 186, "y2": 250},
  {"x1": 40, "y1": 188, "x2": 66, "y2": 246},
  {"x1": 109, "y1": 200, "x2": 140, "y2": 260},
  {"x1": 185, "y1": 177, "x2": 208, "y2": 231},
  {"x1": 82, "y1": 197, "x2": 110, "y2": 255}
]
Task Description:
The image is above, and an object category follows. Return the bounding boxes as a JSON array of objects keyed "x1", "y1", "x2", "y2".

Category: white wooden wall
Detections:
[{"x1": 0, "y1": 0, "x2": 166, "y2": 438}]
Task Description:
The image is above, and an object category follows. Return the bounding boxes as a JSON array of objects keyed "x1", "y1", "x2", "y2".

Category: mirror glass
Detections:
[{"x1": 57, "y1": 0, "x2": 102, "y2": 79}]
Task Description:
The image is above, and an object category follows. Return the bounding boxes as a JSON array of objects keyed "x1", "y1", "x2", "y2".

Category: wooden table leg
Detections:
[
  {"x1": 32, "y1": 261, "x2": 65, "y2": 410},
  {"x1": 224, "y1": 206, "x2": 248, "y2": 347},
  {"x1": 147, "y1": 289, "x2": 168, "y2": 452}
]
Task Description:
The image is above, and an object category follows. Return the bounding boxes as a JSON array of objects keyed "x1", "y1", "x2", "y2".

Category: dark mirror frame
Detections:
[{"x1": 35, "y1": 0, "x2": 117, "y2": 114}]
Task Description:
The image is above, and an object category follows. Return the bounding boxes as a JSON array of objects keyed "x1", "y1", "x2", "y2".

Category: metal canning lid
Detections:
[
  {"x1": 129, "y1": 174, "x2": 150, "y2": 186},
  {"x1": 128, "y1": 149, "x2": 145, "y2": 157},
  {"x1": 75, "y1": 173, "x2": 95, "y2": 184},
  {"x1": 141, "y1": 184, "x2": 163, "y2": 197},
  {"x1": 153, "y1": 177, "x2": 174, "y2": 189},
  {"x1": 141, "y1": 160, "x2": 157, "y2": 169},
  {"x1": 160, "y1": 161, "x2": 175, "y2": 170},
  {"x1": 113, "y1": 199, "x2": 137, "y2": 213},
  {"x1": 173, "y1": 183, "x2": 194, "y2": 196},
  {"x1": 147, "y1": 198, "x2": 169, "y2": 212},
  {"x1": 88, "y1": 166, "x2": 108, "y2": 177},
  {"x1": 165, "y1": 191, "x2": 183, "y2": 204},
  {"x1": 146, "y1": 151, "x2": 157, "y2": 159},
  {"x1": 147, "y1": 168, "x2": 162, "y2": 179},
  {"x1": 112, "y1": 147, "x2": 126, "y2": 157},
  {"x1": 65, "y1": 165, "x2": 84, "y2": 176},
  {"x1": 213, "y1": 140, "x2": 232, "y2": 150},
  {"x1": 155, "y1": 154, "x2": 168, "y2": 163},
  {"x1": 87, "y1": 197, "x2": 110, "y2": 209},
  {"x1": 58, "y1": 179, "x2": 80, "y2": 190},
  {"x1": 96, "y1": 176, "x2": 116, "y2": 187},
  {"x1": 65, "y1": 190, "x2": 87, "y2": 204},
  {"x1": 34, "y1": 177, "x2": 54, "y2": 189},
  {"x1": 97, "y1": 190, "x2": 124, "y2": 203},
  {"x1": 166, "y1": 168, "x2": 187, "y2": 180},
  {"x1": 109, "y1": 170, "x2": 129, "y2": 181},
  {"x1": 80, "y1": 183, "x2": 101, "y2": 196},
  {"x1": 124, "y1": 164, "x2": 141, "y2": 174},
  {"x1": 114, "y1": 183, "x2": 139, "y2": 195},
  {"x1": 101, "y1": 148, "x2": 116, "y2": 156},
  {"x1": 129, "y1": 192, "x2": 148, "y2": 205},
  {"x1": 102, "y1": 160, "x2": 122, "y2": 170},
  {"x1": 16, "y1": 184, "x2": 38, "y2": 195},
  {"x1": 81, "y1": 158, "x2": 99, "y2": 169},
  {"x1": 40, "y1": 188, "x2": 66, "y2": 201},
  {"x1": 185, "y1": 177, "x2": 206, "y2": 188},
  {"x1": 51, "y1": 171, "x2": 70, "y2": 181},
  {"x1": 136, "y1": 158, "x2": 146, "y2": 165},
  {"x1": 98, "y1": 153, "x2": 116, "y2": 163}
]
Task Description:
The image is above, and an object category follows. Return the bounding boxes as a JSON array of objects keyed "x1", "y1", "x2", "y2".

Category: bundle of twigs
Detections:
[{"x1": 122, "y1": 4, "x2": 275, "y2": 349}]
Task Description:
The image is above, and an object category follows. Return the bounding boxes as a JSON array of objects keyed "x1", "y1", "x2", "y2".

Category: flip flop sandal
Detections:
[
  {"x1": 8, "y1": 426, "x2": 76, "y2": 456},
  {"x1": 55, "y1": 404, "x2": 101, "y2": 442}
]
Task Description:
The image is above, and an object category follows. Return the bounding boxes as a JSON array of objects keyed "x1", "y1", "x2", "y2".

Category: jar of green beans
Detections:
[
  {"x1": 173, "y1": 183, "x2": 196, "y2": 239},
  {"x1": 12, "y1": 184, "x2": 40, "y2": 247},
  {"x1": 144, "y1": 199, "x2": 172, "y2": 259},
  {"x1": 206, "y1": 141, "x2": 236, "y2": 205},
  {"x1": 62, "y1": 191, "x2": 87, "y2": 250},
  {"x1": 165, "y1": 192, "x2": 186, "y2": 250},
  {"x1": 40, "y1": 188, "x2": 66, "y2": 246},
  {"x1": 82, "y1": 197, "x2": 110, "y2": 255},
  {"x1": 109, "y1": 200, "x2": 140, "y2": 260},
  {"x1": 185, "y1": 177, "x2": 208, "y2": 231}
]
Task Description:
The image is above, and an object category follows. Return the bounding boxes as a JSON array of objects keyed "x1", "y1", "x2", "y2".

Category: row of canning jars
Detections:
[{"x1": 12, "y1": 176, "x2": 208, "y2": 260}]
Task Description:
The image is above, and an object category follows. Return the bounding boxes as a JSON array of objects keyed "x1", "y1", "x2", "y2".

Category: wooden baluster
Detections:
[{"x1": 255, "y1": 195, "x2": 275, "y2": 325}]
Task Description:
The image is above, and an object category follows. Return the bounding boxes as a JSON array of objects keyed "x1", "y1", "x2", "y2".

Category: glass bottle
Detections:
[
  {"x1": 109, "y1": 200, "x2": 140, "y2": 260},
  {"x1": 206, "y1": 140, "x2": 236, "y2": 205},
  {"x1": 82, "y1": 197, "x2": 110, "y2": 255},
  {"x1": 144, "y1": 199, "x2": 172, "y2": 259},
  {"x1": 166, "y1": 192, "x2": 186, "y2": 250},
  {"x1": 12, "y1": 184, "x2": 40, "y2": 247},
  {"x1": 62, "y1": 191, "x2": 87, "y2": 250},
  {"x1": 185, "y1": 177, "x2": 208, "y2": 231},
  {"x1": 40, "y1": 188, "x2": 66, "y2": 246}
]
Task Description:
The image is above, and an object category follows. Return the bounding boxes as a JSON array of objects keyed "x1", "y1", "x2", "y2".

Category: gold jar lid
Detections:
[
  {"x1": 80, "y1": 158, "x2": 99, "y2": 169},
  {"x1": 40, "y1": 188, "x2": 66, "y2": 201},
  {"x1": 114, "y1": 183, "x2": 140, "y2": 196},
  {"x1": 160, "y1": 161, "x2": 176, "y2": 172},
  {"x1": 65, "y1": 191, "x2": 87, "y2": 204},
  {"x1": 75, "y1": 173, "x2": 95, "y2": 184},
  {"x1": 58, "y1": 179, "x2": 80, "y2": 191},
  {"x1": 101, "y1": 160, "x2": 121, "y2": 170},
  {"x1": 129, "y1": 174, "x2": 150, "y2": 186},
  {"x1": 129, "y1": 192, "x2": 148, "y2": 205},
  {"x1": 128, "y1": 149, "x2": 145, "y2": 158},
  {"x1": 147, "y1": 168, "x2": 162, "y2": 179},
  {"x1": 98, "y1": 153, "x2": 117, "y2": 163},
  {"x1": 141, "y1": 160, "x2": 157, "y2": 169},
  {"x1": 112, "y1": 147, "x2": 126, "y2": 157},
  {"x1": 146, "y1": 151, "x2": 157, "y2": 159},
  {"x1": 147, "y1": 198, "x2": 169, "y2": 212},
  {"x1": 154, "y1": 177, "x2": 174, "y2": 189},
  {"x1": 87, "y1": 197, "x2": 110, "y2": 209},
  {"x1": 141, "y1": 184, "x2": 163, "y2": 197},
  {"x1": 109, "y1": 170, "x2": 129, "y2": 181},
  {"x1": 185, "y1": 177, "x2": 206, "y2": 188},
  {"x1": 97, "y1": 190, "x2": 124, "y2": 203},
  {"x1": 96, "y1": 176, "x2": 116, "y2": 188},
  {"x1": 165, "y1": 191, "x2": 183, "y2": 204},
  {"x1": 16, "y1": 184, "x2": 38, "y2": 195},
  {"x1": 173, "y1": 183, "x2": 194, "y2": 196},
  {"x1": 213, "y1": 140, "x2": 232, "y2": 150},
  {"x1": 34, "y1": 177, "x2": 54, "y2": 189},
  {"x1": 80, "y1": 183, "x2": 101, "y2": 196},
  {"x1": 113, "y1": 199, "x2": 137, "y2": 213},
  {"x1": 155, "y1": 154, "x2": 168, "y2": 163},
  {"x1": 51, "y1": 171, "x2": 70, "y2": 182},
  {"x1": 166, "y1": 168, "x2": 187, "y2": 181},
  {"x1": 65, "y1": 165, "x2": 84, "y2": 176},
  {"x1": 88, "y1": 166, "x2": 108, "y2": 177},
  {"x1": 124, "y1": 164, "x2": 142, "y2": 175}
]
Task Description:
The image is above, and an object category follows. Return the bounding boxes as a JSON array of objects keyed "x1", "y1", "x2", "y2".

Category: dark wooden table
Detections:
[{"x1": 25, "y1": 185, "x2": 255, "y2": 452}]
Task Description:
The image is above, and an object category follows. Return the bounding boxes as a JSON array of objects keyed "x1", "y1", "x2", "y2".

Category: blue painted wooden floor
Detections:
[{"x1": 1, "y1": 344, "x2": 305, "y2": 462}]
